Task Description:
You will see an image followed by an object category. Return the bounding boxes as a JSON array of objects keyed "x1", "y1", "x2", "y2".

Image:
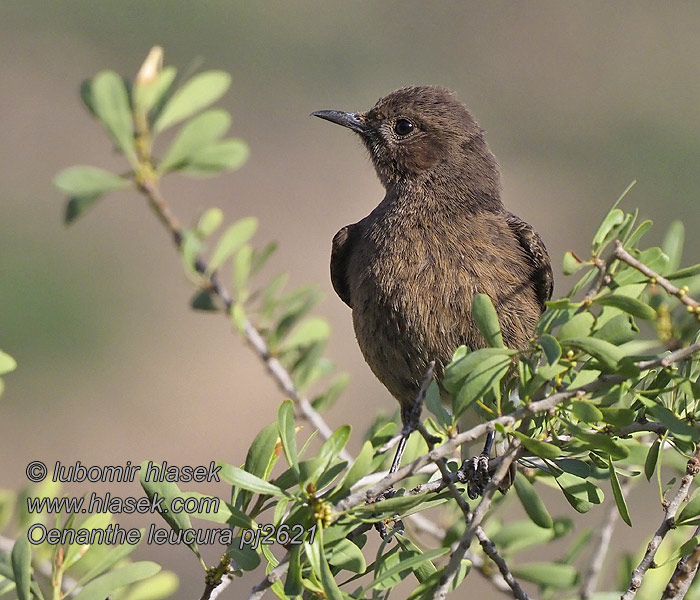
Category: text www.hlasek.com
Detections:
[{"x1": 26, "y1": 492, "x2": 218, "y2": 515}]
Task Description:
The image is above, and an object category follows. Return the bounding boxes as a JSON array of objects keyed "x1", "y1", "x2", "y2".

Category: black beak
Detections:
[{"x1": 311, "y1": 110, "x2": 369, "y2": 135}]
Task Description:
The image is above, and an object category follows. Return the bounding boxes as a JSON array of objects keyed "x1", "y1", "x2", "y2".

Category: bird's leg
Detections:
[{"x1": 457, "y1": 430, "x2": 495, "y2": 499}]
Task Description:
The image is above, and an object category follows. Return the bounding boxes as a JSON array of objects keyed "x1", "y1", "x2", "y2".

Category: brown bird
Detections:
[{"x1": 313, "y1": 86, "x2": 552, "y2": 493}]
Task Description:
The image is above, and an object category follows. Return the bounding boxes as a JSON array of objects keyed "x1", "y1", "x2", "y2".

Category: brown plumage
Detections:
[{"x1": 314, "y1": 86, "x2": 553, "y2": 423}]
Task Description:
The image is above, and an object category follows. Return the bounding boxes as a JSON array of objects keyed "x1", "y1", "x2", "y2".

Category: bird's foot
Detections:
[{"x1": 457, "y1": 453, "x2": 491, "y2": 499}]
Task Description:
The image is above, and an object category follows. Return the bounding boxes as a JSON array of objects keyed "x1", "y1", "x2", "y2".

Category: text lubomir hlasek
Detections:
[{"x1": 51, "y1": 461, "x2": 221, "y2": 483}]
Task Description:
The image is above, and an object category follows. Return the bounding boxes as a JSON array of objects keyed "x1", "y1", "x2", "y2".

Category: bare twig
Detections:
[
  {"x1": 580, "y1": 478, "x2": 633, "y2": 600},
  {"x1": 661, "y1": 526, "x2": 700, "y2": 600},
  {"x1": 247, "y1": 551, "x2": 291, "y2": 600},
  {"x1": 137, "y1": 179, "x2": 350, "y2": 461},
  {"x1": 614, "y1": 240, "x2": 700, "y2": 312},
  {"x1": 200, "y1": 571, "x2": 234, "y2": 600},
  {"x1": 621, "y1": 448, "x2": 700, "y2": 600}
]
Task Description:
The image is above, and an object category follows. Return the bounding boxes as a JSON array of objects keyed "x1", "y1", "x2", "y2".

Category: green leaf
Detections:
[
  {"x1": 333, "y1": 440, "x2": 373, "y2": 499},
  {"x1": 233, "y1": 244, "x2": 253, "y2": 296},
  {"x1": 226, "y1": 542, "x2": 261, "y2": 572},
  {"x1": 592, "y1": 208, "x2": 625, "y2": 251},
  {"x1": 54, "y1": 166, "x2": 130, "y2": 196},
  {"x1": 594, "y1": 314, "x2": 639, "y2": 345},
  {"x1": 562, "y1": 251, "x2": 583, "y2": 275},
  {"x1": 218, "y1": 463, "x2": 286, "y2": 497},
  {"x1": 133, "y1": 65, "x2": 177, "y2": 114},
  {"x1": 557, "y1": 313, "x2": 595, "y2": 340},
  {"x1": 0, "y1": 351, "x2": 17, "y2": 376},
  {"x1": 514, "y1": 472, "x2": 553, "y2": 528},
  {"x1": 284, "y1": 317, "x2": 330, "y2": 350},
  {"x1": 624, "y1": 218, "x2": 653, "y2": 248},
  {"x1": 406, "y1": 560, "x2": 471, "y2": 599},
  {"x1": 207, "y1": 217, "x2": 258, "y2": 274},
  {"x1": 181, "y1": 139, "x2": 250, "y2": 175},
  {"x1": 666, "y1": 263, "x2": 700, "y2": 281},
  {"x1": 676, "y1": 488, "x2": 700, "y2": 526},
  {"x1": 662, "y1": 220, "x2": 684, "y2": 272},
  {"x1": 513, "y1": 432, "x2": 562, "y2": 459},
  {"x1": 608, "y1": 457, "x2": 632, "y2": 526},
  {"x1": 355, "y1": 493, "x2": 429, "y2": 516},
  {"x1": 563, "y1": 337, "x2": 632, "y2": 374},
  {"x1": 443, "y1": 347, "x2": 516, "y2": 394},
  {"x1": 510, "y1": 562, "x2": 578, "y2": 589},
  {"x1": 11, "y1": 536, "x2": 31, "y2": 600},
  {"x1": 312, "y1": 373, "x2": 350, "y2": 413},
  {"x1": 243, "y1": 423, "x2": 280, "y2": 486},
  {"x1": 153, "y1": 70, "x2": 231, "y2": 133},
  {"x1": 425, "y1": 381, "x2": 452, "y2": 428},
  {"x1": 283, "y1": 545, "x2": 302, "y2": 597},
  {"x1": 472, "y1": 293, "x2": 504, "y2": 347},
  {"x1": 566, "y1": 422, "x2": 629, "y2": 460},
  {"x1": 139, "y1": 464, "x2": 200, "y2": 558},
  {"x1": 118, "y1": 570, "x2": 178, "y2": 600},
  {"x1": 278, "y1": 400, "x2": 299, "y2": 478},
  {"x1": 452, "y1": 354, "x2": 511, "y2": 418},
  {"x1": 327, "y1": 538, "x2": 366, "y2": 573},
  {"x1": 190, "y1": 290, "x2": 218, "y2": 311},
  {"x1": 158, "y1": 109, "x2": 231, "y2": 173},
  {"x1": 637, "y1": 398, "x2": 700, "y2": 443},
  {"x1": 196, "y1": 207, "x2": 223, "y2": 237},
  {"x1": 76, "y1": 536, "x2": 142, "y2": 587},
  {"x1": 538, "y1": 334, "x2": 562, "y2": 365},
  {"x1": 490, "y1": 518, "x2": 560, "y2": 553},
  {"x1": 644, "y1": 439, "x2": 661, "y2": 481},
  {"x1": 364, "y1": 548, "x2": 450, "y2": 592},
  {"x1": 571, "y1": 400, "x2": 603, "y2": 424},
  {"x1": 593, "y1": 294, "x2": 656, "y2": 320},
  {"x1": 555, "y1": 472, "x2": 604, "y2": 513},
  {"x1": 91, "y1": 71, "x2": 137, "y2": 163},
  {"x1": 73, "y1": 562, "x2": 161, "y2": 600},
  {"x1": 64, "y1": 193, "x2": 103, "y2": 224},
  {"x1": 600, "y1": 407, "x2": 635, "y2": 428}
]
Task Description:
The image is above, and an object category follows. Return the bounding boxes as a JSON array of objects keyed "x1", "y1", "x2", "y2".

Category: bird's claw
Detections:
[{"x1": 457, "y1": 454, "x2": 491, "y2": 499}]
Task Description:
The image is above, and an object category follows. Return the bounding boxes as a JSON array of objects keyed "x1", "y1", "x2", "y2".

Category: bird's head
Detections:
[{"x1": 313, "y1": 86, "x2": 502, "y2": 205}]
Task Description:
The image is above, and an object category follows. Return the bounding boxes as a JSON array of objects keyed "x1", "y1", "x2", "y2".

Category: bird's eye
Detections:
[{"x1": 393, "y1": 118, "x2": 414, "y2": 136}]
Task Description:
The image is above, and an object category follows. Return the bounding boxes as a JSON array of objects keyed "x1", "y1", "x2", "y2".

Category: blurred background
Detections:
[{"x1": 2, "y1": 2, "x2": 700, "y2": 597}]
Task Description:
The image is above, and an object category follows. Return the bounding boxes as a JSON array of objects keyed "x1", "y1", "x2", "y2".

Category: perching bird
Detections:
[{"x1": 313, "y1": 86, "x2": 553, "y2": 492}]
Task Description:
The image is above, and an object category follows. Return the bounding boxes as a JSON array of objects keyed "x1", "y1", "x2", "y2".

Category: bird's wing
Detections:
[
  {"x1": 330, "y1": 224, "x2": 359, "y2": 308},
  {"x1": 505, "y1": 212, "x2": 554, "y2": 310}
]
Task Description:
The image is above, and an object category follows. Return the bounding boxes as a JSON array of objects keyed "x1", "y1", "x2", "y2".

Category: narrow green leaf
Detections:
[
  {"x1": 593, "y1": 294, "x2": 656, "y2": 320},
  {"x1": 563, "y1": 337, "x2": 629, "y2": 373},
  {"x1": 662, "y1": 221, "x2": 684, "y2": 272},
  {"x1": 355, "y1": 493, "x2": 429, "y2": 516},
  {"x1": 278, "y1": 400, "x2": 299, "y2": 478},
  {"x1": 244, "y1": 423, "x2": 280, "y2": 483},
  {"x1": 666, "y1": 264, "x2": 700, "y2": 281},
  {"x1": 641, "y1": 400, "x2": 699, "y2": 443},
  {"x1": 133, "y1": 65, "x2": 177, "y2": 114},
  {"x1": 91, "y1": 71, "x2": 137, "y2": 163},
  {"x1": 327, "y1": 538, "x2": 366, "y2": 573},
  {"x1": 153, "y1": 70, "x2": 231, "y2": 133},
  {"x1": 54, "y1": 166, "x2": 130, "y2": 196},
  {"x1": 0, "y1": 351, "x2": 17, "y2": 376},
  {"x1": 425, "y1": 380, "x2": 451, "y2": 428},
  {"x1": 600, "y1": 407, "x2": 635, "y2": 428},
  {"x1": 64, "y1": 193, "x2": 103, "y2": 224},
  {"x1": 333, "y1": 440, "x2": 373, "y2": 499},
  {"x1": 284, "y1": 317, "x2": 330, "y2": 350},
  {"x1": 594, "y1": 314, "x2": 639, "y2": 345},
  {"x1": 207, "y1": 217, "x2": 258, "y2": 274},
  {"x1": 158, "y1": 109, "x2": 231, "y2": 173},
  {"x1": 592, "y1": 208, "x2": 625, "y2": 250},
  {"x1": 364, "y1": 548, "x2": 450, "y2": 592},
  {"x1": 676, "y1": 489, "x2": 700, "y2": 526},
  {"x1": 624, "y1": 218, "x2": 653, "y2": 248},
  {"x1": 514, "y1": 472, "x2": 553, "y2": 529},
  {"x1": 555, "y1": 472, "x2": 604, "y2": 513},
  {"x1": 283, "y1": 545, "x2": 302, "y2": 596},
  {"x1": 608, "y1": 457, "x2": 632, "y2": 526},
  {"x1": 490, "y1": 518, "x2": 558, "y2": 553},
  {"x1": 76, "y1": 535, "x2": 142, "y2": 587},
  {"x1": 139, "y1": 463, "x2": 200, "y2": 558},
  {"x1": 644, "y1": 439, "x2": 661, "y2": 481},
  {"x1": 312, "y1": 373, "x2": 349, "y2": 413},
  {"x1": 510, "y1": 562, "x2": 578, "y2": 589},
  {"x1": 443, "y1": 347, "x2": 516, "y2": 393},
  {"x1": 73, "y1": 562, "x2": 161, "y2": 600},
  {"x1": 316, "y1": 425, "x2": 351, "y2": 468},
  {"x1": 11, "y1": 537, "x2": 31, "y2": 600},
  {"x1": 233, "y1": 244, "x2": 253, "y2": 296},
  {"x1": 452, "y1": 354, "x2": 511, "y2": 417},
  {"x1": 472, "y1": 293, "x2": 504, "y2": 347},
  {"x1": 396, "y1": 537, "x2": 437, "y2": 582},
  {"x1": 513, "y1": 432, "x2": 562, "y2": 459},
  {"x1": 218, "y1": 463, "x2": 286, "y2": 497},
  {"x1": 181, "y1": 138, "x2": 250, "y2": 175}
]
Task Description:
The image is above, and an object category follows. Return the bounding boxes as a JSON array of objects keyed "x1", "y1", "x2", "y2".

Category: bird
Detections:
[{"x1": 312, "y1": 86, "x2": 553, "y2": 494}]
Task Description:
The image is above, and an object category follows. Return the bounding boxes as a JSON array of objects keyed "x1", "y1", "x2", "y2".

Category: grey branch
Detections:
[
  {"x1": 621, "y1": 448, "x2": 700, "y2": 600},
  {"x1": 661, "y1": 526, "x2": 700, "y2": 600}
]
